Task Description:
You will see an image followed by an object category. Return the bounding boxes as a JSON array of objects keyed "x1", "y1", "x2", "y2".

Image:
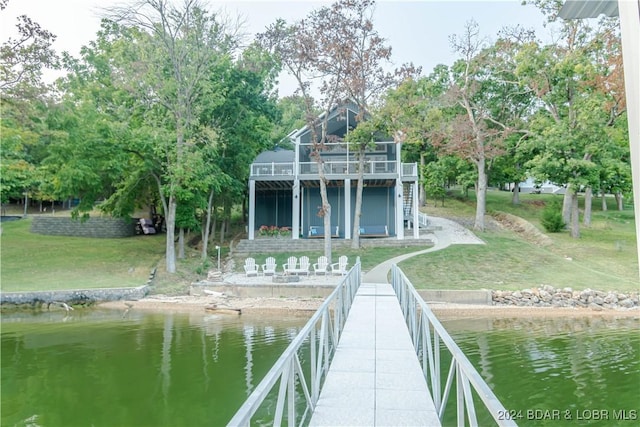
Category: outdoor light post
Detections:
[{"x1": 215, "y1": 246, "x2": 221, "y2": 271}]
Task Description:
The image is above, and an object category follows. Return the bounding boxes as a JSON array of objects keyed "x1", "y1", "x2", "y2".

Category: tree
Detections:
[
  {"x1": 258, "y1": 16, "x2": 344, "y2": 262},
  {"x1": 1, "y1": 0, "x2": 59, "y2": 212},
  {"x1": 517, "y1": 2, "x2": 621, "y2": 238},
  {"x1": 378, "y1": 66, "x2": 449, "y2": 207},
  {"x1": 0, "y1": 0, "x2": 58, "y2": 97},
  {"x1": 106, "y1": 0, "x2": 240, "y2": 272},
  {"x1": 261, "y1": 0, "x2": 413, "y2": 251},
  {"x1": 441, "y1": 21, "x2": 525, "y2": 231}
]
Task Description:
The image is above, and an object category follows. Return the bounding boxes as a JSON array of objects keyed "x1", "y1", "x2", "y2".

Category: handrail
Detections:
[
  {"x1": 418, "y1": 212, "x2": 430, "y2": 229},
  {"x1": 227, "y1": 261, "x2": 361, "y2": 427},
  {"x1": 391, "y1": 265, "x2": 517, "y2": 427}
]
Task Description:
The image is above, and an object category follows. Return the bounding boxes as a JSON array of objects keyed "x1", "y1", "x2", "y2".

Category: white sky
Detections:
[{"x1": 1, "y1": 0, "x2": 553, "y2": 97}]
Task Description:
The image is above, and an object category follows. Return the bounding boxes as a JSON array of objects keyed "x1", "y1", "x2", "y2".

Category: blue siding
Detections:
[
  {"x1": 352, "y1": 187, "x2": 396, "y2": 235},
  {"x1": 255, "y1": 190, "x2": 292, "y2": 229},
  {"x1": 303, "y1": 185, "x2": 396, "y2": 237}
]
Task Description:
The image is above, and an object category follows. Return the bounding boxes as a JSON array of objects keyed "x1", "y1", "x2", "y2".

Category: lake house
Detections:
[{"x1": 247, "y1": 102, "x2": 420, "y2": 240}]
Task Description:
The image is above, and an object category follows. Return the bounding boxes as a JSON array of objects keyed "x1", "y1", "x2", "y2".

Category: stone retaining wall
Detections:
[
  {"x1": 1, "y1": 285, "x2": 150, "y2": 307},
  {"x1": 1, "y1": 269, "x2": 156, "y2": 308},
  {"x1": 493, "y1": 286, "x2": 639, "y2": 311},
  {"x1": 30, "y1": 216, "x2": 135, "y2": 238}
]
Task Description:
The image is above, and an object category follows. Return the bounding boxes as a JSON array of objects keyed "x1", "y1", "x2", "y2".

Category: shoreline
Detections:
[{"x1": 97, "y1": 295, "x2": 640, "y2": 318}]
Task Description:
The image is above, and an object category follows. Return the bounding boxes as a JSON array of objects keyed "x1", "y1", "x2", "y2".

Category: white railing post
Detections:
[
  {"x1": 390, "y1": 265, "x2": 517, "y2": 427},
  {"x1": 228, "y1": 262, "x2": 362, "y2": 427}
]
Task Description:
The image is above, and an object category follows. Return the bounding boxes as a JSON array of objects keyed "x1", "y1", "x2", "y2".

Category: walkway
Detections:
[
  {"x1": 308, "y1": 282, "x2": 441, "y2": 426},
  {"x1": 364, "y1": 216, "x2": 484, "y2": 283}
]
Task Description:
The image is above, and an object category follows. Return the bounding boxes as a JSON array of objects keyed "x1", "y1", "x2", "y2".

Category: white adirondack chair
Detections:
[
  {"x1": 283, "y1": 256, "x2": 298, "y2": 275},
  {"x1": 244, "y1": 257, "x2": 259, "y2": 277},
  {"x1": 313, "y1": 256, "x2": 329, "y2": 275},
  {"x1": 330, "y1": 255, "x2": 348, "y2": 276},
  {"x1": 261, "y1": 257, "x2": 277, "y2": 276},
  {"x1": 298, "y1": 256, "x2": 310, "y2": 275}
]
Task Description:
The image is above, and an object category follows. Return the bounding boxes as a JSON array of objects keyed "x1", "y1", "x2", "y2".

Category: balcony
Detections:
[
  {"x1": 251, "y1": 162, "x2": 295, "y2": 178},
  {"x1": 250, "y1": 161, "x2": 418, "y2": 179}
]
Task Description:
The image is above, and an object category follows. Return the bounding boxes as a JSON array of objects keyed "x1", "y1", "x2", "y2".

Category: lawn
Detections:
[
  {"x1": 1, "y1": 189, "x2": 637, "y2": 294},
  {"x1": 1, "y1": 218, "x2": 165, "y2": 292},
  {"x1": 401, "y1": 190, "x2": 639, "y2": 292}
]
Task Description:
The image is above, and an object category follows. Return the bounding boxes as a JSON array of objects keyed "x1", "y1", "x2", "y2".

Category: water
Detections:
[
  {"x1": 2, "y1": 309, "x2": 638, "y2": 426},
  {"x1": 1, "y1": 308, "x2": 310, "y2": 427},
  {"x1": 441, "y1": 315, "x2": 640, "y2": 427}
]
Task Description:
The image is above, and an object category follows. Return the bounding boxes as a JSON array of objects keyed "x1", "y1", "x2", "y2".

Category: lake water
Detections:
[
  {"x1": 440, "y1": 315, "x2": 640, "y2": 427},
  {"x1": 1, "y1": 309, "x2": 638, "y2": 426}
]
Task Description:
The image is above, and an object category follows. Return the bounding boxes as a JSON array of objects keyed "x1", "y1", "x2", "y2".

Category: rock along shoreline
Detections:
[{"x1": 492, "y1": 285, "x2": 639, "y2": 311}]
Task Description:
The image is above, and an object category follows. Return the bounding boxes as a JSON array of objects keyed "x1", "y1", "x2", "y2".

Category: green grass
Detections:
[
  {"x1": 1, "y1": 189, "x2": 637, "y2": 294},
  {"x1": 405, "y1": 190, "x2": 639, "y2": 292},
  {"x1": 1, "y1": 219, "x2": 165, "y2": 292}
]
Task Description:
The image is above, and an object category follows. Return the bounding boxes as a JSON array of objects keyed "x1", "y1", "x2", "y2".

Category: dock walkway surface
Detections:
[{"x1": 309, "y1": 282, "x2": 441, "y2": 426}]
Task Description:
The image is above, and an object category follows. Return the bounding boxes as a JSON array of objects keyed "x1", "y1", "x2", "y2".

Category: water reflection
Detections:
[
  {"x1": 1, "y1": 308, "x2": 310, "y2": 427},
  {"x1": 442, "y1": 316, "x2": 640, "y2": 427}
]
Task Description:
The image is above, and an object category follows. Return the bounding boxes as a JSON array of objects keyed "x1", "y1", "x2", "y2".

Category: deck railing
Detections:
[
  {"x1": 227, "y1": 261, "x2": 362, "y2": 427},
  {"x1": 251, "y1": 162, "x2": 295, "y2": 177},
  {"x1": 418, "y1": 212, "x2": 430, "y2": 229},
  {"x1": 249, "y1": 161, "x2": 418, "y2": 178},
  {"x1": 299, "y1": 160, "x2": 397, "y2": 175},
  {"x1": 391, "y1": 265, "x2": 517, "y2": 427}
]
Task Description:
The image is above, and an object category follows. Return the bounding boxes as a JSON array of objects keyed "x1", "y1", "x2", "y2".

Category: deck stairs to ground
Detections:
[{"x1": 403, "y1": 183, "x2": 414, "y2": 221}]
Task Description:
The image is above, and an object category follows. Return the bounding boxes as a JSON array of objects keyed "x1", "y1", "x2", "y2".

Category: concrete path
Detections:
[
  {"x1": 309, "y1": 282, "x2": 441, "y2": 426},
  {"x1": 363, "y1": 217, "x2": 484, "y2": 283}
]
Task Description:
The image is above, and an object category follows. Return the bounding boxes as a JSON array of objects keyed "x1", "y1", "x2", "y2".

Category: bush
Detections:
[{"x1": 541, "y1": 202, "x2": 565, "y2": 232}]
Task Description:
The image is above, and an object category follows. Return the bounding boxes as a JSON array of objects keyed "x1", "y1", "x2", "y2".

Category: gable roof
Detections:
[{"x1": 292, "y1": 100, "x2": 361, "y2": 142}]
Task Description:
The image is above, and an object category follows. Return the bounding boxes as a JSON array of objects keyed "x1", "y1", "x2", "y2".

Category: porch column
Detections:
[
  {"x1": 344, "y1": 178, "x2": 351, "y2": 239},
  {"x1": 413, "y1": 181, "x2": 419, "y2": 239},
  {"x1": 396, "y1": 180, "x2": 404, "y2": 240},
  {"x1": 292, "y1": 180, "x2": 300, "y2": 240},
  {"x1": 248, "y1": 180, "x2": 255, "y2": 240},
  {"x1": 618, "y1": 0, "x2": 640, "y2": 278}
]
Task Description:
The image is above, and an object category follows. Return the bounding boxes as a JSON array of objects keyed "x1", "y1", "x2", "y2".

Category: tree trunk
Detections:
[
  {"x1": 219, "y1": 218, "x2": 225, "y2": 245},
  {"x1": 583, "y1": 187, "x2": 592, "y2": 227},
  {"x1": 202, "y1": 189, "x2": 214, "y2": 261},
  {"x1": 562, "y1": 185, "x2": 572, "y2": 226},
  {"x1": 511, "y1": 181, "x2": 520, "y2": 205},
  {"x1": 615, "y1": 192, "x2": 624, "y2": 210},
  {"x1": 351, "y1": 151, "x2": 366, "y2": 249},
  {"x1": 165, "y1": 196, "x2": 177, "y2": 273},
  {"x1": 224, "y1": 202, "x2": 231, "y2": 237},
  {"x1": 319, "y1": 177, "x2": 332, "y2": 265},
  {"x1": 601, "y1": 190, "x2": 608, "y2": 211},
  {"x1": 570, "y1": 191, "x2": 580, "y2": 238},
  {"x1": 178, "y1": 227, "x2": 185, "y2": 259},
  {"x1": 474, "y1": 157, "x2": 487, "y2": 231}
]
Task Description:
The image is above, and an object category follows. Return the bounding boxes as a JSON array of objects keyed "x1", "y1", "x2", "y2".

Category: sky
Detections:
[{"x1": 1, "y1": 0, "x2": 554, "y2": 97}]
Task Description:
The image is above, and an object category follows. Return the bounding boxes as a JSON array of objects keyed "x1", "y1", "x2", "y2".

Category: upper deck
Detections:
[{"x1": 250, "y1": 160, "x2": 418, "y2": 182}]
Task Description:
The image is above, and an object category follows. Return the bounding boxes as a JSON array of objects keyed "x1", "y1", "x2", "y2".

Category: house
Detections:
[
  {"x1": 506, "y1": 177, "x2": 566, "y2": 195},
  {"x1": 247, "y1": 102, "x2": 420, "y2": 240}
]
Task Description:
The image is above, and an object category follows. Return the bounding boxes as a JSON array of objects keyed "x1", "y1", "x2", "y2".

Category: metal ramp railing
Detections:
[
  {"x1": 227, "y1": 261, "x2": 362, "y2": 427},
  {"x1": 391, "y1": 265, "x2": 517, "y2": 427}
]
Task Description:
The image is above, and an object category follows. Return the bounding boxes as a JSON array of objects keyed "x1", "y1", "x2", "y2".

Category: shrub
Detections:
[{"x1": 541, "y1": 202, "x2": 565, "y2": 232}]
